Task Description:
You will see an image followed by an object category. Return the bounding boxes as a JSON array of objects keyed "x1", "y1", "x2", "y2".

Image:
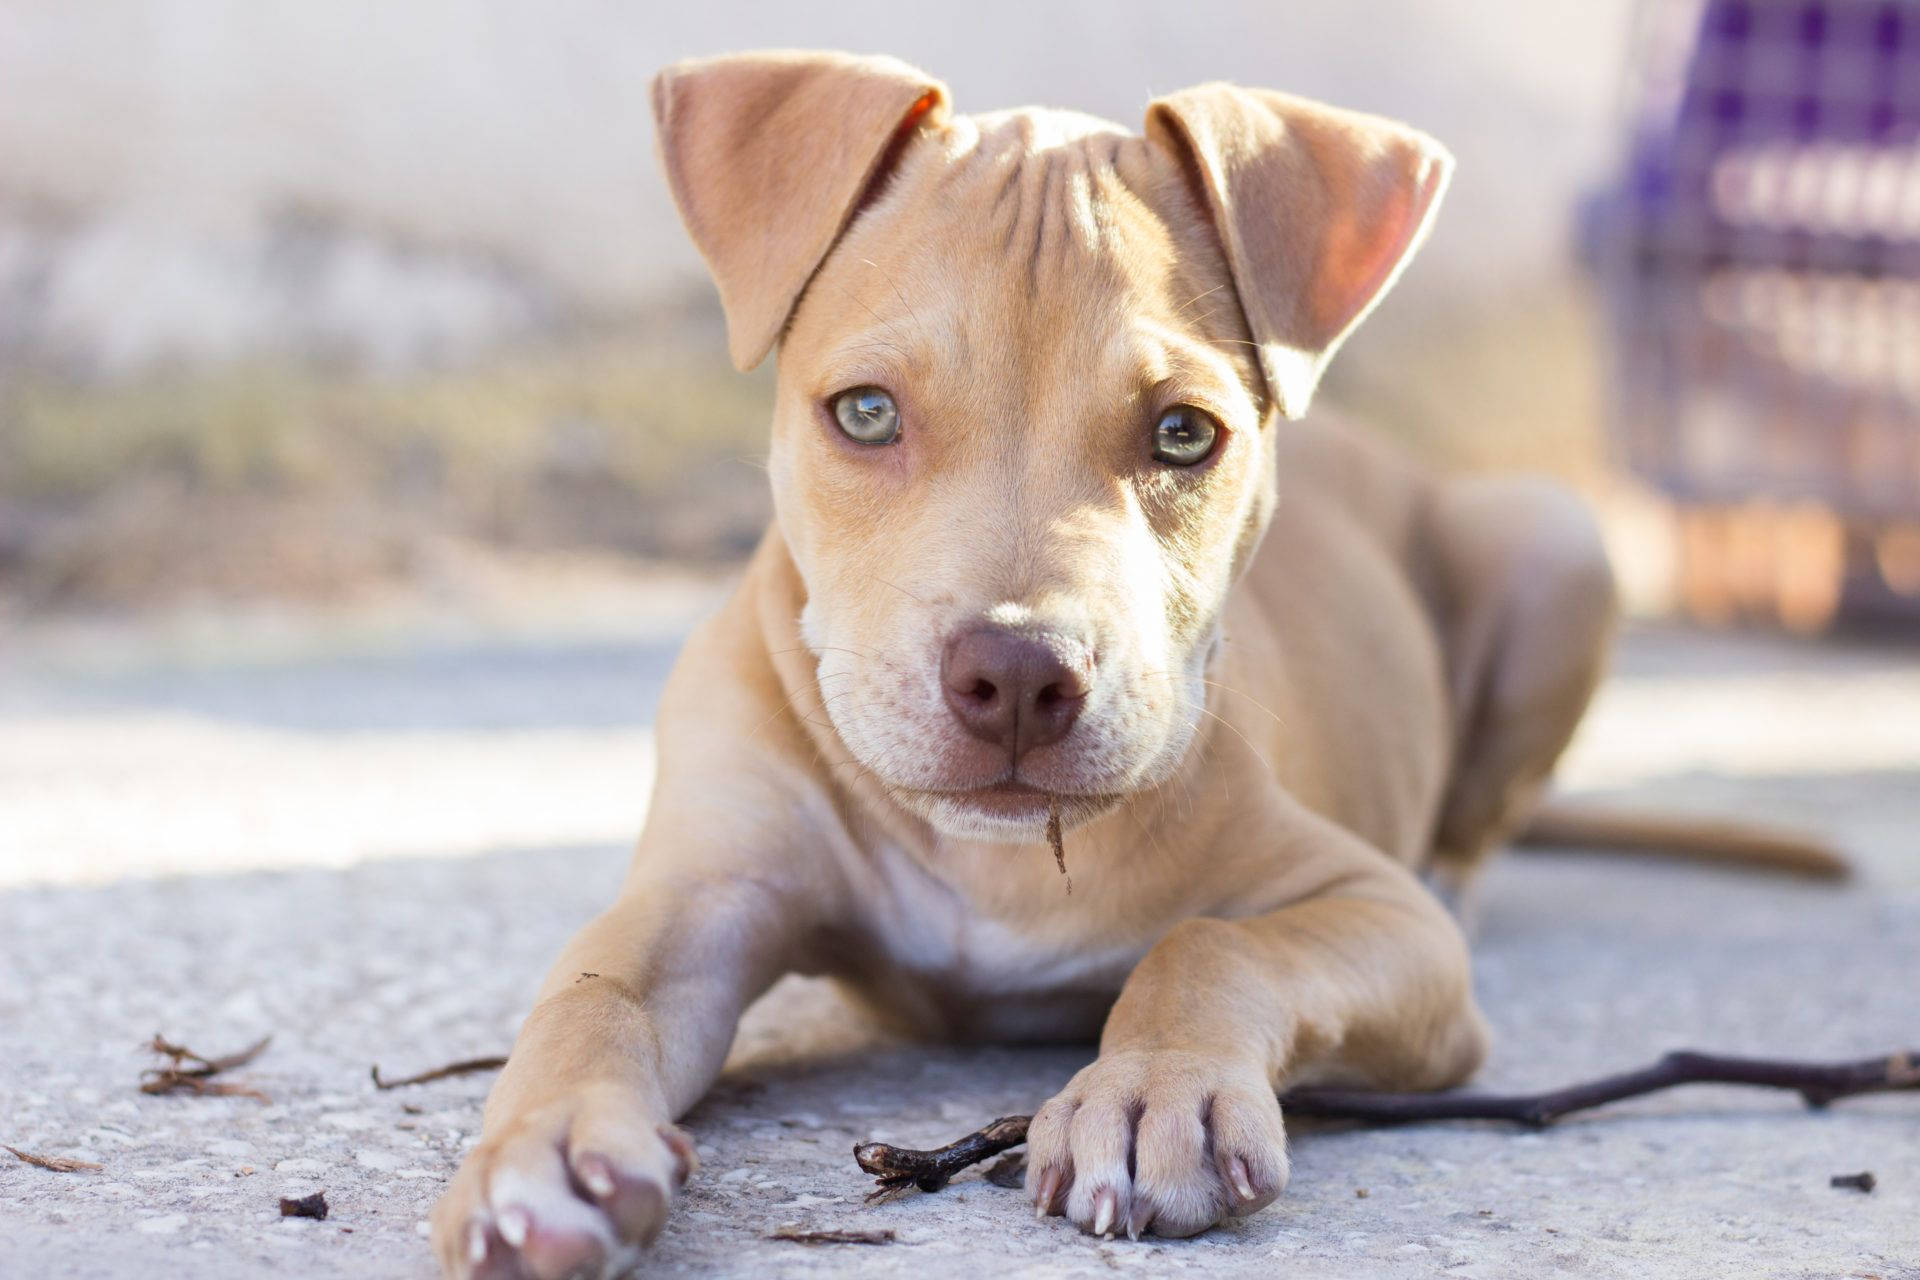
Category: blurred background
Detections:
[
  {"x1": 0, "y1": 0, "x2": 1677, "y2": 613},
  {"x1": 1, "y1": 0, "x2": 1916, "y2": 888},
  {"x1": 5, "y1": 0, "x2": 1916, "y2": 621}
]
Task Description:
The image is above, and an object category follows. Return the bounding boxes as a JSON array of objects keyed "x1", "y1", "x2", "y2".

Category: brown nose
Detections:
[{"x1": 941, "y1": 625, "x2": 1090, "y2": 758}]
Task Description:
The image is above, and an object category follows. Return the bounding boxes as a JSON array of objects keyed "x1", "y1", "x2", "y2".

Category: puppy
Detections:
[{"x1": 431, "y1": 49, "x2": 1616, "y2": 1278}]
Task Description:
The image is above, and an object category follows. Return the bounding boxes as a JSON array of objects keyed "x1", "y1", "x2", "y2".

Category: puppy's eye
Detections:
[
  {"x1": 1152, "y1": 405, "x2": 1220, "y2": 466},
  {"x1": 831, "y1": 386, "x2": 900, "y2": 445}
]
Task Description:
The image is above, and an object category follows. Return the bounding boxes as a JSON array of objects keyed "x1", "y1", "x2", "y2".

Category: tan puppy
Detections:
[{"x1": 431, "y1": 50, "x2": 1617, "y2": 1278}]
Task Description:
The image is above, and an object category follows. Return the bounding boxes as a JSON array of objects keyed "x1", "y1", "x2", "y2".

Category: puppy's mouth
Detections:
[
  {"x1": 898, "y1": 776, "x2": 1120, "y2": 838},
  {"x1": 927, "y1": 778, "x2": 1054, "y2": 819}
]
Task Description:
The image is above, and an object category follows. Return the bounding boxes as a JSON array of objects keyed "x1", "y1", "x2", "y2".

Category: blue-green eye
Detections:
[
  {"x1": 832, "y1": 386, "x2": 900, "y2": 444},
  {"x1": 1152, "y1": 406, "x2": 1220, "y2": 466}
]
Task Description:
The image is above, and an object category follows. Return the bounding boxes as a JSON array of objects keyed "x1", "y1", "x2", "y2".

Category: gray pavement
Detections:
[{"x1": 1, "y1": 613, "x2": 1917, "y2": 1279}]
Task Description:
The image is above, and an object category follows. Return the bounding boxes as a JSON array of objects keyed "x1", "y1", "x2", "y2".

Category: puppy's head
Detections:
[{"x1": 654, "y1": 51, "x2": 1449, "y2": 841}]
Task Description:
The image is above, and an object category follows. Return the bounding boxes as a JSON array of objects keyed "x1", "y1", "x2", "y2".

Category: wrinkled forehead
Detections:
[{"x1": 784, "y1": 107, "x2": 1256, "y2": 399}]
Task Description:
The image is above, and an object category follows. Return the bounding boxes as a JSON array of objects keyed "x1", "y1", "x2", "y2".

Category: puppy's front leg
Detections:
[
  {"x1": 1026, "y1": 803, "x2": 1489, "y2": 1240},
  {"x1": 430, "y1": 811, "x2": 833, "y2": 1280}
]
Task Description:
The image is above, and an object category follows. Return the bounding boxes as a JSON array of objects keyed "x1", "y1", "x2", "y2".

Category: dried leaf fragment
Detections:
[
  {"x1": 280, "y1": 1191, "x2": 329, "y2": 1219},
  {"x1": 4, "y1": 1145, "x2": 102, "y2": 1173},
  {"x1": 983, "y1": 1152, "x2": 1027, "y2": 1188}
]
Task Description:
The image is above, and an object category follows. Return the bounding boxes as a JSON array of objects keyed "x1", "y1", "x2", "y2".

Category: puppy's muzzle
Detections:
[{"x1": 940, "y1": 624, "x2": 1091, "y2": 761}]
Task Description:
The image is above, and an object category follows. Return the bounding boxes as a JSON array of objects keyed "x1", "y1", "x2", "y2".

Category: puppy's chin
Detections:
[{"x1": 901, "y1": 789, "x2": 1122, "y2": 844}]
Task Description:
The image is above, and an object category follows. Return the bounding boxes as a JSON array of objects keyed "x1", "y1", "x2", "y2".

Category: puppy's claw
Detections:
[
  {"x1": 1030, "y1": 1165, "x2": 1061, "y2": 1218},
  {"x1": 657, "y1": 1124, "x2": 697, "y2": 1186},
  {"x1": 466, "y1": 1221, "x2": 489, "y2": 1264},
  {"x1": 496, "y1": 1207, "x2": 529, "y2": 1248},
  {"x1": 1092, "y1": 1188, "x2": 1116, "y2": 1238},
  {"x1": 577, "y1": 1156, "x2": 616, "y2": 1200},
  {"x1": 1229, "y1": 1155, "x2": 1257, "y2": 1203}
]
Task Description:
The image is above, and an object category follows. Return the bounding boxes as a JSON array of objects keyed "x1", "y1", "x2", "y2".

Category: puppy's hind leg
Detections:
[{"x1": 1422, "y1": 475, "x2": 1619, "y2": 904}]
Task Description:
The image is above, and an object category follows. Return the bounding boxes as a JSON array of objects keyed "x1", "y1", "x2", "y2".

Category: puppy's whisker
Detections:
[
  {"x1": 1171, "y1": 283, "x2": 1227, "y2": 319},
  {"x1": 867, "y1": 574, "x2": 930, "y2": 606},
  {"x1": 859, "y1": 257, "x2": 926, "y2": 335},
  {"x1": 767, "y1": 643, "x2": 888, "y2": 661},
  {"x1": 746, "y1": 668, "x2": 862, "y2": 742},
  {"x1": 1183, "y1": 701, "x2": 1272, "y2": 779},
  {"x1": 823, "y1": 276, "x2": 907, "y2": 347},
  {"x1": 1133, "y1": 669, "x2": 1291, "y2": 736},
  {"x1": 1192, "y1": 678, "x2": 1289, "y2": 732},
  {"x1": 1121, "y1": 784, "x2": 1182, "y2": 867},
  {"x1": 817, "y1": 753, "x2": 918, "y2": 813}
]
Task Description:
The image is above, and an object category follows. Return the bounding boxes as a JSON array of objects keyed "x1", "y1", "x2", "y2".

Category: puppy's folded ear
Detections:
[
  {"x1": 652, "y1": 50, "x2": 950, "y2": 371},
  {"x1": 1147, "y1": 85, "x2": 1452, "y2": 419}
]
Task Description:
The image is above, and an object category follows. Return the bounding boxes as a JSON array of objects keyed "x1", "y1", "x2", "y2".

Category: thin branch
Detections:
[
  {"x1": 1280, "y1": 1050, "x2": 1918, "y2": 1126},
  {"x1": 140, "y1": 1034, "x2": 273, "y2": 1102},
  {"x1": 370, "y1": 1056, "x2": 509, "y2": 1090},
  {"x1": 146, "y1": 1033, "x2": 272, "y2": 1077},
  {"x1": 854, "y1": 1117, "x2": 1032, "y2": 1202},
  {"x1": 851, "y1": 1050, "x2": 1919, "y2": 1199},
  {"x1": 770, "y1": 1227, "x2": 897, "y2": 1245}
]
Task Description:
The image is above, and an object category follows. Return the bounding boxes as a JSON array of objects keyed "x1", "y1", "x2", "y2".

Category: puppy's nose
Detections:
[{"x1": 941, "y1": 625, "x2": 1089, "y2": 758}]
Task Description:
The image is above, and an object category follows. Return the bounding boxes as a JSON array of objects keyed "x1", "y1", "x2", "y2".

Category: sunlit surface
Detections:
[{"x1": 3, "y1": 616, "x2": 1914, "y2": 889}]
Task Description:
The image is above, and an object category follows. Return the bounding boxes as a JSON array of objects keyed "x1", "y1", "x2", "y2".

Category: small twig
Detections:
[
  {"x1": 150, "y1": 1077, "x2": 272, "y2": 1102},
  {"x1": 1829, "y1": 1171, "x2": 1876, "y2": 1194},
  {"x1": 141, "y1": 1034, "x2": 273, "y2": 1102},
  {"x1": 4, "y1": 1145, "x2": 102, "y2": 1173},
  {"x1": 1046, "y1": 798, "x2": 1070, "y2": 894},
  {"x1": 852, "y1": 1050, "x2": 1920, "y2": 1199},
  {"x1": 854, "y1": 1116, "x2": 1032, "y2": 1201},
  {"x1": 769, "y1": 1227, "x2": 896, "y2": 1245},
  {"x1": 148, "y1": 1034, "x2": 271, "y2": 1076},
  {"x1": 370, "y1": 1056, "x2": 509, "y2": 1090}
]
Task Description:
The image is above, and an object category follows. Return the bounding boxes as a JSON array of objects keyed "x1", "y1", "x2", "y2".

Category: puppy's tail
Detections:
[{"x1": 1515, "y1": 798, "x2": 1850, "y2": 881}]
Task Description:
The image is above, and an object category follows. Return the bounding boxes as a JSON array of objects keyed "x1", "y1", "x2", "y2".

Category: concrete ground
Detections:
[{"x1": 1, "y1": 602, "x2": 1917, "y2": 1280}]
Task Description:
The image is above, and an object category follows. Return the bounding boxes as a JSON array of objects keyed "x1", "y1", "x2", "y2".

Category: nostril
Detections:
[{"x1": 941, "y1": 622, "x2": 1090, "y2": 751}]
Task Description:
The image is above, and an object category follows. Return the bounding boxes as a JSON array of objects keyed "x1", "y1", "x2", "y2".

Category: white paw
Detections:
[
  {"x1": 1024, "y1": 1050, "x2": 1287, "y2": 1239},
  {"x1": 430, "y1": 1082, "x2": 694, "y2": 1279}
]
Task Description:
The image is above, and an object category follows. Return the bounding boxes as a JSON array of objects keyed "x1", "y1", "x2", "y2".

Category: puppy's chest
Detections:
[{"x1": 840, "y1": 846, "x2": 1150, "y2": 1039}]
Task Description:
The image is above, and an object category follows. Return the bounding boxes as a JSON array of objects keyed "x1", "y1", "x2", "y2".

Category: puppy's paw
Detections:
[
  {"x1": 430, "y1": 1082, "x2": 694, "y2": 1280},
  {"x1": 1025, "y1": 1050, "x2": 1287, "y2": 1239}
]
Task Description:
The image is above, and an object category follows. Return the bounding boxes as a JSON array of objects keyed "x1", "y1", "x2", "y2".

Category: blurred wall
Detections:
[
  {"x1": 0, "y1": 0, "x2": 1637, "y2": 371},
  {"x1": 0, "y1": 1, "x2": 1647, "y2": 604}
]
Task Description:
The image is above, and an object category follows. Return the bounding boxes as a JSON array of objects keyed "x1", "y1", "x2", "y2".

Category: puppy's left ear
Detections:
[{"x1": 1147, "y1": 85, "x2": 1452, "y2": 419}]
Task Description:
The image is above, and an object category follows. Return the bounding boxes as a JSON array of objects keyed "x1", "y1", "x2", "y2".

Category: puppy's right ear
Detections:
[
  {"x1": 652, "y1": 50, "x2": 950, "y2": 371},
  {"x1": 1147, "y1": 85, "x2": 1452, "y2": 420}
]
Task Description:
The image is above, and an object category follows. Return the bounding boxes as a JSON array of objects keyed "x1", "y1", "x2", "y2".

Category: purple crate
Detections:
[{"x1": 1591, "y1": 0, "x2": 1920, "y2": 522}]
